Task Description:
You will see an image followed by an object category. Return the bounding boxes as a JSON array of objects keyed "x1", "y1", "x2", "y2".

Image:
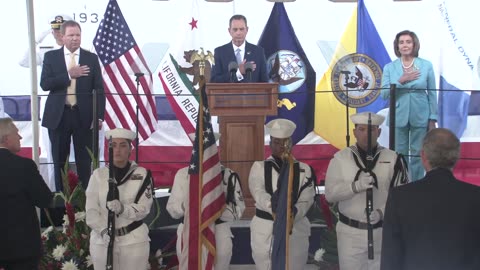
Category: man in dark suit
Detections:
[
  {"x1": 40, "y1": 20, "x2": 105, "y2": 191},
  {"x1": 210, "y1": 14, "x2": 268, "y2": 83},
  {"x1": 381, "y1": 128, "x2": 480, "y2": 270},
  {"x1": 0, "y1": 118, "x2": 53, "y2": 270}
]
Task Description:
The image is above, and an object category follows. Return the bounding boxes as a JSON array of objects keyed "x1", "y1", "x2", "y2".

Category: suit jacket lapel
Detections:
[{"x1": 244, "y1": 42, "x2": 253, "y2": 61}]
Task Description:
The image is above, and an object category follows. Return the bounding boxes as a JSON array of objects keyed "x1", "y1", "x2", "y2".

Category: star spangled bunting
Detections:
[
  {"x1": 181, "y1": 83, "x2": 224, "y2": 270},
  {"x1": 93, "y1": 0, "x2": 157, "y2": 142}
]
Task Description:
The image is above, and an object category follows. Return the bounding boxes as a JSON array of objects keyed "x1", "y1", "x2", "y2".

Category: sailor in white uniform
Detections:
[
  {"x1": 325, "y1": 112, "x2": 409, "y2": 270},
  {"x1": 249, "y1": 118, "x2": 315, "y2": 270},
  {"x1": 86, "y1": 128, "x2": 153, "y2": 270}
]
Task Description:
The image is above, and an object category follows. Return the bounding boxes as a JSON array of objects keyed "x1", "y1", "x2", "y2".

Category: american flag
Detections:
[
  {"x1": 93, "y1": 0, "x2": 157, "y2": 141},
  {"x1": 181, "y1": 83, "x2": 225, "y2": 270}
]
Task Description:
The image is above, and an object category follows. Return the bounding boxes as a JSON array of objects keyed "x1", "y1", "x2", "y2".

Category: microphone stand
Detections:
[
  {"x1": 135, "y1": 105, "x2": 139, "y2": 163},
  {"x1": 388, "y1": 84, "x2": 396, "y2": 150},
  {"x1": 134, "y1": 73, "x2": 143, "y2": 162},
  {"x1": 345, "y1": 87, "x2": 351, "y2": 147},
  {"x1": 92, "y1": 89, "x2": 99, "y2": 169}
]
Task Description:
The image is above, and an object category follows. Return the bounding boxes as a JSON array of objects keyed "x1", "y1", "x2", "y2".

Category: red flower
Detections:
[
  {"x1": 319, "y1": 194, "x2": 334, "y2": 230},
  {"x1": 67, "y1": 171, "x2": 79, "y2": 193},
  {"x1": 65, "y1": 202, "x2": 75, "y2": 230}
]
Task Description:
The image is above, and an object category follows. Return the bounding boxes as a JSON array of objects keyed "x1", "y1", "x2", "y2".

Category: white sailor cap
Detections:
[
  {"x1": 105, "y1": 128, "x2": 136, "y2": 141},
  {"x1": 188, "y1": 132, "x2": 220, "y2": 142},
  {"x1": 266, "y1": 118, "x2": 296, "y2": 139},
  {"x1": 350, "y1": 112, "x2": 385, "y2": 126}
]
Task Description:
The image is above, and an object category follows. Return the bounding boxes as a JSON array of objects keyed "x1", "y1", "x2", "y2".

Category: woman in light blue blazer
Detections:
[{"x1": 381, "y1": 30, "x2": 437, "y2": 181}]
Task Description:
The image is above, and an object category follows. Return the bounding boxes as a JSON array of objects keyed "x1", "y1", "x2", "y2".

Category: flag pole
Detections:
[
  {"x1": 285, "y1": 154, "x2": 294, "y2": 270},
  {"x1": 197, "y1": 76, "x2": 205, "y2": 270}
]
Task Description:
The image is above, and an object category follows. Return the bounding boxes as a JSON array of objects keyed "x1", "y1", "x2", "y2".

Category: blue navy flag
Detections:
[
  {"x1": 258, "y1": 3, "x2": 316, "y2": 144},
  {"x1": 271, "y1": 159, "x2": 294, "y2": 270}
]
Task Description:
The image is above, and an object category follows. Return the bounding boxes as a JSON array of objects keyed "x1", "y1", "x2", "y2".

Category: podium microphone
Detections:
[
  {"x1": 245, "y1": 62, "x2": 253, "y2": 82},
  {"x1": 228, "y1": 61, "x2": 238, "y2": 83}
]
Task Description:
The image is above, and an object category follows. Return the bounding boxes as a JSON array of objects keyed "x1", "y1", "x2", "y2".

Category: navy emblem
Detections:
[
  {"x1": 331, "y1": 53, "x2": 382, "y2": 108},
  {"x1": 267, "y1": 50, "x2": 306, "y2": 93}
]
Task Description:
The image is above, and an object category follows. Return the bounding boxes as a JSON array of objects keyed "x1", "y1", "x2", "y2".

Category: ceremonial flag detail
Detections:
[
  {"x1": 436, "y1": 1, "x2": 472, "y2": 138},
  {"x1": 259, "y1": 3, "x2": 316, "y2": 144},
  {"x1": 181, "y1": 82, "x2": 224, "y2": 270},
  {"x1": 158, "y1": 0, "x2": 212, "y2": 136},
  {"x1": 314, "y1": 0, "x2": 390, "y2": 149},
  {"x1": 93, "y1": 0, "x2": 157, "y2": 142}
]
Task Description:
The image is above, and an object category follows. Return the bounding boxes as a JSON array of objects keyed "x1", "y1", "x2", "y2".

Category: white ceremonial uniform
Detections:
[
  {"x1": 325, "y1": 145, "x2": 408, "y2": 270},
  {"x1": 248, "y1": 156, "x2": 315, "y2": 270},
  {"x1": 86, "y1": 161, "x2": 153, "y2": 270},
  {"x1": 19, "y1": 30, "x2": 62, "y2": 68},
  {"x1": 166, "y1": 166, "x2": 245, "y2": 270}
]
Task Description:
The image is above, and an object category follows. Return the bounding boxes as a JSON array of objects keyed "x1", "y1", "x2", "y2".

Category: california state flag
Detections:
[{"x1": 158, "y1": 0, "x2": 214, "y2": 136}]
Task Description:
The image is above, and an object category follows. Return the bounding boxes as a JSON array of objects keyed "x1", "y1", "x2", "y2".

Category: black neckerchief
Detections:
[
  {"x1": 273, "y1": 156, "x2": 284, "y2": 169},
  {"x1": 113, "y1": 162, "x2": 131, "y2": 184},
  {"x1": 356, "y1": 144, "x2": 378, "y2": 167}
]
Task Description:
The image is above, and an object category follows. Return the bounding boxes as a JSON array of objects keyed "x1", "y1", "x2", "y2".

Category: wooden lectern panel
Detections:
[
  {"x1": 206, "y1": 83, "x2": 278, "y2": 219},
  {"x1": 219, "y1": 116, "x2": 265, "y2": 219}
]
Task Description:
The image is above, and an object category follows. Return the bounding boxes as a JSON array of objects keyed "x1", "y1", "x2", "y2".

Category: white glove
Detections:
[
  {"x1": 369, "y1": 209, "x2": 383, "y2": 224},
  {"x1": 106, "y1": 199, "x2": 124, "y2": 215},
  {"x1": 101, "y1": 228, "x2": 110, "y2": 245},
  {"x1": 36, "y1": 29, "x2": 52, "y2": 44},
  {"x1": 354, "y1": 174, "x2": 374, "y2": 193}
]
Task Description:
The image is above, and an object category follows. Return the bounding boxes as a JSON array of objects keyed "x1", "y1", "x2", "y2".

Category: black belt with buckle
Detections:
[
  {"x1": 339, "y1": 212, "x2": 382, "y2": 230},
  {"x1": 115, "y1": 220, "x2": 143, "y2": 236},
  {"x1": 255, "y1": 208, "x2": 274, "y2": 221},
  {"x1": 64, "y1": 104, "x2": 78, "y2": 110}
]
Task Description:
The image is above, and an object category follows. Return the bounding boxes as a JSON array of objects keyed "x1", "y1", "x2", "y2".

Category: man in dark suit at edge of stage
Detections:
[
  {"x1": 0, "y1": 118, "x2": 53, "y2": 270},
  {"x1": 381, "y1": 128, "x2": 480, "y2": 270}
]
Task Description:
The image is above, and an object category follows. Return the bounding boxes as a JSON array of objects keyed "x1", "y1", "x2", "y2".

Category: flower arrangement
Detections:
[
  {"x1": 40, "y1": 166, "x2": 93, "y2": 270},
  {"x1": 148, "y1": 235, "x2": 178, "y2": 270},
  {"x1": 309, "y1": 192, "x2": 339, "y2": 270}
]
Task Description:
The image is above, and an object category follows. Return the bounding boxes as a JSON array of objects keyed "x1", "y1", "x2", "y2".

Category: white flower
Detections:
[
  {"x1": 63, "y1": 214, "x2": 69, "y2": 226},
  {"x1": 75, "y1": 211, "x2": 86, "y2": 221},
  {"x1": 155, "y1": 249, "x2": 163, "y2": 266},
  {"x1": 41, "y1": 226, "x2": 54, "y2": 239},
  {"x1": 314, "y1": 248, "x2": 325, "y2": 262},
  {"x1": 62, "y1": 259, "x2": 79, "y2": 270},
  {"x1": 52, "y1": 244, "x2": 67, "y2": 261},
  {"x1": 85, "y1": 255, "x2": 93, "y2": 267}
]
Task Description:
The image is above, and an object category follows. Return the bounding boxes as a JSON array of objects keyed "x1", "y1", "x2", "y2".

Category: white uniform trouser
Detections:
[
  {"x1": 90, "y1": 241, "x2": 149, "y2": 270},
  {"x1": 176, "y1": 222, "x2": 233, "y2": 270},
  {"x1": 337, "y1": 221, "x2": 382, "y2": 270},
  {"x1": 250, "y1": 216, "x2": 309, "y2": 270}
]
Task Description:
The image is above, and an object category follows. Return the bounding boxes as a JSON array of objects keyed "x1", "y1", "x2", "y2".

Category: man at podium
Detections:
[{"x1": 210, "y1": 14, "x2": 268, "y2": 83}]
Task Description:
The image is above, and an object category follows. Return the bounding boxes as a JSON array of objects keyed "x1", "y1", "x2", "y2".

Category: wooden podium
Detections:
[{"x1": 206, "y1": 83, "x2": 278, "y2": 218}]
